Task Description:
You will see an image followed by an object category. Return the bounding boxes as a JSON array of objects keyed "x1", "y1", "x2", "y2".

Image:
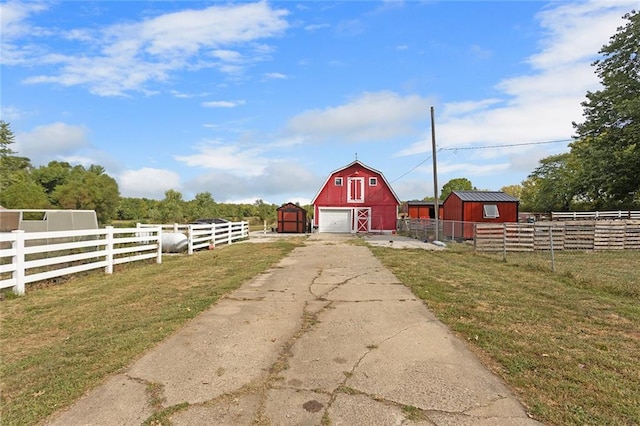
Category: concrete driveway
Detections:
[{"x1": 47, "y1": 234, "x2": 540, "y2": 425}]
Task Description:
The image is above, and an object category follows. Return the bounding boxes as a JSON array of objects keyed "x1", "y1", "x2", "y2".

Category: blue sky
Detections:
[{"x1": 1, "y1": 1, "x2": 636, "y2": 204}]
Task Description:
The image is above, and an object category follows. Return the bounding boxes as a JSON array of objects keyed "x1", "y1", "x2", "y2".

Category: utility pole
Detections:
[{"x1": 431, "y1": 106, "x2": 439, "y2": 242}]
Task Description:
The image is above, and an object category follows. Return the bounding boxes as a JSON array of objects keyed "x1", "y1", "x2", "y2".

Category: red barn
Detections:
[
  {"x1": 442, "y1": 190, "x2": 519, "y2": 240},
  {"x1": 312, "y1": 160, "x2": 400, "y2": 233}
]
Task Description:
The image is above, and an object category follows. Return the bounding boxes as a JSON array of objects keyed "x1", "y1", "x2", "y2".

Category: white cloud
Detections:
[
  {"x1": 304, "y1": 23, "x2": 330, "y2": 32},
  {"x1": 0, "y1": 1, "x2": 49, "y2": 39},
  {"x1": 13, "y1": 2, "x2": 290, "y2": 95},
  {"x1": 201, "y1": 100, "x2": 246, "y2": 108},
  {"x1": 286, "y1": 91, "x2": 432, "y2": 142},
  {"x1": 211, "y1": 49, "x2": 243, "y2": 62},
  {"x1": 528, "y1": 1, "x2": 632, "y2": 70},
  {"x1": 264, "y1": 72, "x2": 288, "y2": 79},
  {"x1": 175, "y1": 143, "x2": 268, "y2": 177},
  {"x1": 0, "y1": 1, "x2": 50, "y2": 65},
  {"x1": 395, "y1": 0, "x2": 636, "y2": 161},
  {"x1": 184, "y1": 160, "x2": 320, "y2": 203},
  {"x1": 15, "y1": 122, "x2": 90, "y2": 165},
  {"x1": 437, "y1": 161, "x2": 511, "y2": 176},
  {"x1": 118, "y1": 168, "x2": 182, "y2": 198},
  {"x1": 0, "y1": 105, "x2": 23, "y2": 121}
]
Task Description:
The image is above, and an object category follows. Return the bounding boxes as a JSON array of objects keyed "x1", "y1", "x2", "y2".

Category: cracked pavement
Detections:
[{"x1": 46, "y1": 234, "x2": 541, "y2": 425}]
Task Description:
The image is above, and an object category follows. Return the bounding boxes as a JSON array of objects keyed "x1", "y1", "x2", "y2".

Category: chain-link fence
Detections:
[{"x1": 397, "y1": 218, "x2": 472, "y2": 242}]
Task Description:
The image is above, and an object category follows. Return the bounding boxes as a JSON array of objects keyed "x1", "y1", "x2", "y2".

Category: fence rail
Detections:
[
  {"x1": 475, "y1": 221, "x2": 640, "y2": 252},
  {"x1": 551, "y1": 210, "x2": 640, "y2": 220},
  {"x1": 1, "y1": 221, "x2": 249, "y2": 296},
  {"x1": 0, "y1": 226, "x2": 162, "y2": 295},
  {"x1": 136, "y1": 221, "x2": 249, "y2": 254}
]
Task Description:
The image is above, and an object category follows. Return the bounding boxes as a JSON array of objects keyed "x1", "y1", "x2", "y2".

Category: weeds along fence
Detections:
[
  {"x1": 474, "y1": 220, "x2": 640, "y2": 272},
  {"x1": 136, "y1": 221, "x2": 249, "y2": 254},
  {"x1": 0, "y1": 226, "x2": 162, "y2": 296}
]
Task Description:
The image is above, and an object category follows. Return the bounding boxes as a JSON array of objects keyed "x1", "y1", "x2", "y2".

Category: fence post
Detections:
[
  {"x1": 187, "y1": 225, "x2": 194, "y2": 255},
  {"x1": 227, "y1": 223, "x2": 233, "y2": 245},
  {"x1": 156, "y1": 227, "x2": 163, "y2": 264},
  {"x1": 549, "y1": 226, "x2": 556, "y2": 272},
  {"x1": 12, "y1": 230, "x2": 26, "y2": 296},
  {"x1": 105, "y1": 226, "x2": 114, "y2": 274},
  {"x1": 502, "y1": 223, "x2": 507, "y2": 261},
  {"x1": 473, "y1": 223, "x2": 477, "y2": 249},
  {"x1": 211, "y1": 223, "x2": 217, "y2": 249}
]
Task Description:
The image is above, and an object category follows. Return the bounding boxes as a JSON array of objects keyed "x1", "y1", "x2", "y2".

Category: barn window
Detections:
[
  {"x1": 369, "y1": 177, "x2": 378, "y2": 186},
  {"x1": 483, "y1": 204, "x2": 499, "y2": 219},
  {"x1": 335, "y1": 177, "x2": 343, "y2": 186}
]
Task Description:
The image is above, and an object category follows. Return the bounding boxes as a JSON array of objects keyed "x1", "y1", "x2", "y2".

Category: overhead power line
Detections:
[
  {"x1": 391, "y1": 138, "x2": 572, "y2": 183},
  {"x1": 390, "y1": 152, "x2": 436, "y2": 183},
  {"x1": 440, "y1": 138, "x2": 573, "y2": 151}
]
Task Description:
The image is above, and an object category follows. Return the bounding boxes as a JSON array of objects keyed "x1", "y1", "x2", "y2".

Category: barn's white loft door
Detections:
[{"x1": 347, "y1": 177, "x2": 364, "y2": 203}]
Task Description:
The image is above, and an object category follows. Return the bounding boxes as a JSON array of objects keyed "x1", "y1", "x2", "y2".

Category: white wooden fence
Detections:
[
  {"x1": 551, "y1": 210, "x2": 640, "y2": 220},
  {"x1": 0, "y1": 221, "x2": 250, "y2": 296},
  {"x1": 136, "y1": 221, "x2": 249, "y2": 254},
  {"x1": 0, "y1": 226, "x2": 162, "y2": 296}
]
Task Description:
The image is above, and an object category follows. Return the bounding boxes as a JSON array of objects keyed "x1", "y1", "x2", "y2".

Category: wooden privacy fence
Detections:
[
  {"x1": 0, "y1": 226, "x2": 162, "y2": 295},
  {"x1": 136, "y1": 221, "x2": 249, "y2": 254},
  {"x1": 475, "y1": 221, "x2": 640, "y2": 252}
]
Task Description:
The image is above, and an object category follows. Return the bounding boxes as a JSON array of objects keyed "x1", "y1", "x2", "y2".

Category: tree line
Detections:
[{"x1": 0, "y1": 122, "x2": 287, "y2": 225}]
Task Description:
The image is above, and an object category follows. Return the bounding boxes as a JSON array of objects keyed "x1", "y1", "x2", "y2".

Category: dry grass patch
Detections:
[
  {"x1": 370, "y1": 244, "x2": 640, "y2": 425},
  {"x1": 0, "y1": 239, "x2": 304, "y2": 425}
]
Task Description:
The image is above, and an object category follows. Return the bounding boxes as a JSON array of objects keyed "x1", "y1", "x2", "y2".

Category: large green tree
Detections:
[
  {"x1": 52, "y1": 165, "x2": 120, "y2": 224},
  {"x1": 32, "y1": 161, "x2": 73, "y2": 201},
  {"x1": 0, "y1": 174, "x2": 50, "y2": 209},
  {"x1": 520, "y1": 153, "x2": 580, "y2": 212},
  {"x1": 186, "y1": 192, "x2": 218, "y2": 221},
  {"x1": 500, "y1": 184, "x2": 523, "y2": 200},
  {"x1": 572, "y1": 10, "x2": 640, "y2": 208},
  {"x1": 157, "y1": 189, "x2": 185, "y2": 223},
  {"x1": 440, "y1": 177, "x2": 474, "y2": 200}
]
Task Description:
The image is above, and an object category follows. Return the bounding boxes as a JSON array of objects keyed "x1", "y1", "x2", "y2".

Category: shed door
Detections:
[{"x1": 318, "y1": 209, "x2": 351, "y2": 233}]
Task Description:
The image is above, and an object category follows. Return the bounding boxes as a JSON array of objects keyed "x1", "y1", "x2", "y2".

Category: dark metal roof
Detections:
[
  {"x1": 406, "y1": 200, "x2": 442, "y2": 206},
  {"x1": 451, "y1": 190, "x2": 519, "y2": 203}
]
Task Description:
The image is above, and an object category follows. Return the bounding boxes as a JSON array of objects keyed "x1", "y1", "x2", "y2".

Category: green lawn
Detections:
[{"x1": 370, "y1": 244, "x2": 640, "y2": 425}]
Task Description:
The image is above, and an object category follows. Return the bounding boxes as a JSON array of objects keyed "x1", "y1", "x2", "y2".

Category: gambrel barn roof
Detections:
[{"x1": 311, "y1": 160, "x2": 401, "y2": 205}]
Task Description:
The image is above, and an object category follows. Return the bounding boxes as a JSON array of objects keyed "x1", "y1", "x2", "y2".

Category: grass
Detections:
[
  {"x1": 0, "y1": 239, "x2": 304, "y2": 426},
  {"x1": 370, "y1": 243, "x2": 640, "y2": 425}
]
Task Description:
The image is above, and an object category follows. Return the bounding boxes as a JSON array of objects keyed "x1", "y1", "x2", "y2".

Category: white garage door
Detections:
[{"x1": 318, "y1": 209, "x2": 351, "y2": 233}]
